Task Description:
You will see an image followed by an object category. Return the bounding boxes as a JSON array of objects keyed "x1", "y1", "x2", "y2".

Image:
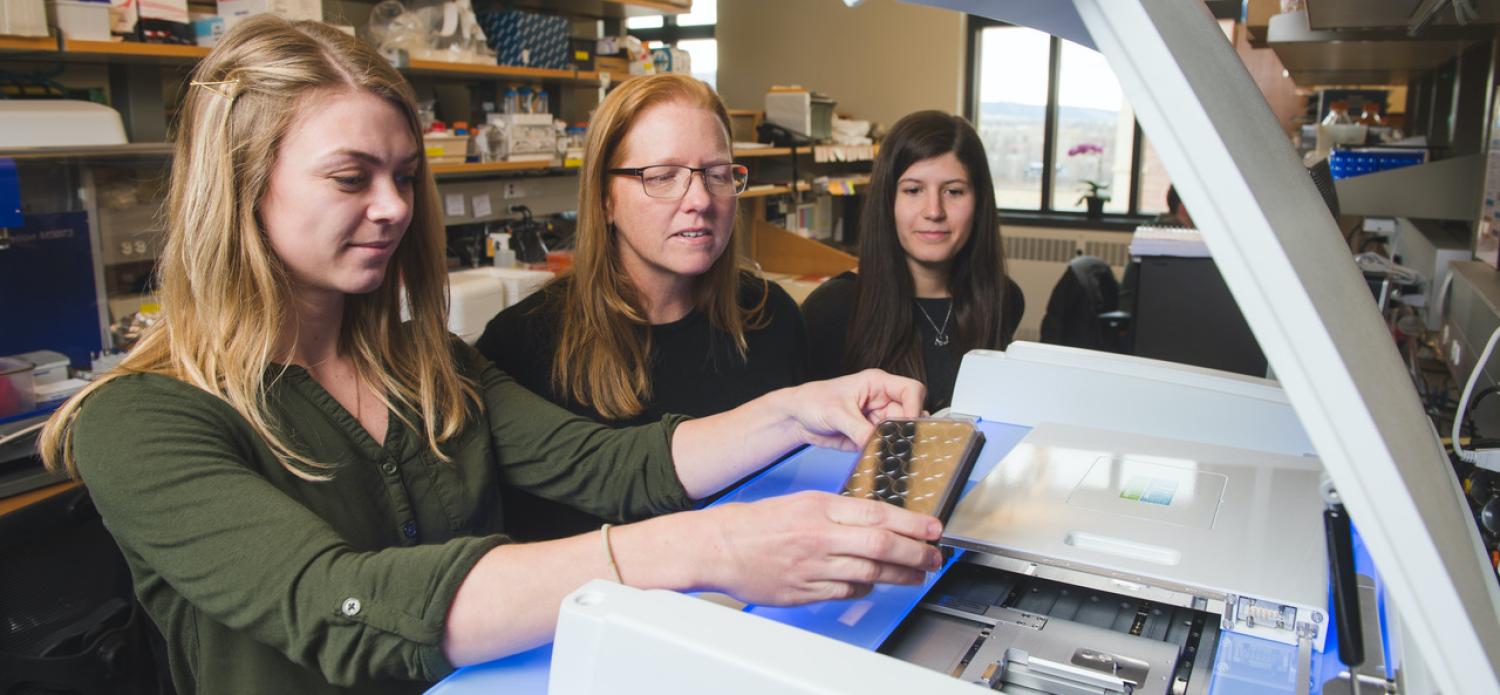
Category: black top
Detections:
[
  {"x1": 475, "y1": 272, "x2": 808, "y2": 540},
  {"x1": 802, "y1": 272, "x2": 1025, "y2": 413}
]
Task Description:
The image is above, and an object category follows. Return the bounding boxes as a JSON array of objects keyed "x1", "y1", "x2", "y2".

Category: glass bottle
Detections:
[{"x1": 1321, "y1": 100, "x2": 1354, "y2": 126}]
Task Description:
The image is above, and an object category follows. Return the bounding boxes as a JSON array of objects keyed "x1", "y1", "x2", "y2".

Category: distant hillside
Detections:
[{"x1": 978, "y1": 101, "x2": 1118, "y2": 124}]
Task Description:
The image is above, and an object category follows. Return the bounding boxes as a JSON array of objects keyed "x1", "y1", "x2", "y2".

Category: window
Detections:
[
  {"x1": 1051, "y1": 39, "x2": 1132, "y2": 214},
  {"x1": 626, "y1": 0, "x2": 717, "y2": 90},
  {"x1": 675, "y1": 38, "x2": 718, "y2": 90},
  {"x1": 625, "y1": 16, "x2": 664, "y2": 30},
  {"x1": 968, "y1": 19, "x2": 1166, "y2": 220},
  {"x1": 973, "y1": 26, "x2": 1049, "y2": 210}
]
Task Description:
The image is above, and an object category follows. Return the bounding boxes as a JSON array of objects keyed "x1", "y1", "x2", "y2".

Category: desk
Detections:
[
  {"x1": 429, "y1": 419, "x2": 1366, "y2": 695},
  {"x1": 0, "y1": 479, "x2": 80, "y2": 517},
  {"x1": 428, "y1": 421, "x2": 1030, "y2": 694}
]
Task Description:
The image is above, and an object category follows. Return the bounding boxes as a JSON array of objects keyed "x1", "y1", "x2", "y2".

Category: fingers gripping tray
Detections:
[{"x1": 840, "y1": 418, "x2": 986, "y2": 523}]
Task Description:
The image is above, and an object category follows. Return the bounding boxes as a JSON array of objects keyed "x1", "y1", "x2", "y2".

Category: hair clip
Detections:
[{"x1": 191, "y1": 79, "x2": 240, "y2": 101}]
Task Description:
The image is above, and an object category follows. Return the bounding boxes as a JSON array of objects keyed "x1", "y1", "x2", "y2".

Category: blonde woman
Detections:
[
  {"x1": 40, "y1": 18, "x2": 942, "y2": 694},
  {"x1": 475, "y1": 74, "x2": 806, "y2": 541}
]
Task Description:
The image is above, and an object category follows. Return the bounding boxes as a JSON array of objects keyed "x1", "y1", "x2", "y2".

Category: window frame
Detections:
[
  {"x1": 627, "y1": 11, "x2": 717, "y2": 88},
  {"x1": 627, "y1": 15, "x2": 715, "y2": 46},
  {"x1": 964, "y1": 16, "x2": 1154, "y2": 229}
]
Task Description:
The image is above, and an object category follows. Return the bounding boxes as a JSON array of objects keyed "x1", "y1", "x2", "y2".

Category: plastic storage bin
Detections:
[
  {"x1": 1327, "y1": 148, "x2": 1426, "y2": 180},
  {"x1": 0, "y1": 357, "x2": 37, "y2": 419},
  {"x1": 1, "y1": 0, "x2": 49, "y2": 36},
  {"x1": 49, "y1": 0, "x2": 110, "y2": 41}
]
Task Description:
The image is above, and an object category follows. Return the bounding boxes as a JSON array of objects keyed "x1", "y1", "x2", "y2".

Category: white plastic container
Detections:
[
  {"x1": 1, "y1": 0, "x2": 49, "y2": 36},
  {"x1": 446, "y1": 269, "x2": 507, "y2": 345},
  {"x1": 0, "y1": 100, "x2": 128, "y2": 148},
  {"x1": 35, "y1": 377, "x2": 88, "y2": 405},
  {"x1": 13, "y1": 350, "x2": 69, "y2": 386},
  {"x1": 0, "y1": 357, "x2": 37, "y2": 419},
  {"x1": 49, "y1": 0, "x2": 110, "y2": 40},
  {"x1": 473, "y1": 266, "x2": 553, "y2": 308},
  {"x1": 216, "y1": 0, "x2": 319, "y2": 31}
]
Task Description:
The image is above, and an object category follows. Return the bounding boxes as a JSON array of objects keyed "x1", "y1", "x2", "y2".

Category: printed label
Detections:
[{"x1": 1120, "y1": 475, "x2": 1179, "y2": 506}]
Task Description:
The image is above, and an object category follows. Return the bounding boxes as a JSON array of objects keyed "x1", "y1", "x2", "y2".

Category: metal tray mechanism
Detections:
[{"x1": 881, "y1": 560, "x2": 1220, "y2": 695}]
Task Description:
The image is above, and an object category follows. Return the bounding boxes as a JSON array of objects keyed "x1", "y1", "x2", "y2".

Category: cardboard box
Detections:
[{"x1": 595, "y1": 54, "x2": 628, "y2": 81}]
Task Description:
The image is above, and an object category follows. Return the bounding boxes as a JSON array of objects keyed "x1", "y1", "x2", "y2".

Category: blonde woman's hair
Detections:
[
  {"x1": 550, "y1": 73, "x2": 766, "y2": 420},
  {"x1": 41, "y1": 15, "x2": 478, "y2": 480}
]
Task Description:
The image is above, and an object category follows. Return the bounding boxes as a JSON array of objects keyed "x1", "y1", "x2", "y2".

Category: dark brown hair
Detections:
[{"x1": 844, "y1": 110, "x2": 1010, "y2": 381}]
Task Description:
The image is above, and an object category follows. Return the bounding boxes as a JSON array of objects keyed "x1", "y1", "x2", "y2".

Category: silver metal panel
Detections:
[
  {"x1": 909, "y1": 1, "x2": 1500, "y2": 690},
  {"x1": 945, "y1": 423, "x2": 1327, "y2": 636},
  {"x1": 1304, "y1": 0, "x2": 1500, "y2": 30}
]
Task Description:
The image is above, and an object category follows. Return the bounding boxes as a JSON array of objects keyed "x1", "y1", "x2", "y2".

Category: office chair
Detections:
[
  {"x1": 1039, "y1": 255, "x2": 1131, "y2": 353},
  {"x1": 0, "y1": 482, "x2": 171, "y2": 695}
]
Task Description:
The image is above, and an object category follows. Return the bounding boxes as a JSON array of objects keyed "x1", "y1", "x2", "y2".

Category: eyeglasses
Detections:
[{"x1": 608, "y1": 163, "x2": 750, "y2": 199}]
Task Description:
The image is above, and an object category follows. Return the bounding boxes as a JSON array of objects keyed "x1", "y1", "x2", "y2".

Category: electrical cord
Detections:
[
  {"x1": 1434, "y1": 269, "x2": 1456, "y2": 330},
  {"x1": 1354, "y1": 252, "x2": 1422, "y2": 285},
  {"x1": 0, "y1": 420, "x2": 46, "y2": 447},
  {"x1": 1454, "y1": 0, "x2": 1479, "y2": 23},
  {"x1": 1471, "y1": 386, "x2": 1500, "y2": 439},
  {"x1": 1453, "y1": 324, "x2": 1500, "y2": 467}
]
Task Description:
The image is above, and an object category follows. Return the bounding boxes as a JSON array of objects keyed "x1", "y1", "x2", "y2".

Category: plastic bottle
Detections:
[
  {"x1": 533, "y1": 84, "x2": 549, "y2": 115},
  {"x1": 1321, "y1": 100, "x2": 1354, "y2": 126},
  {"x1": 516, "y1": 85, "x2": 533, "y2": 114},
  {"x1": 502, "y1": 84, "x2": 519, "y2": 115},
  {"x1": 490, "y1": 231, "x2": 516, "y2": 268}
]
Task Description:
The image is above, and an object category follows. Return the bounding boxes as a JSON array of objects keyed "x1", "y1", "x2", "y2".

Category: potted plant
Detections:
[{"x1": 1067, "y1": 143, "x2": 1110, "y2": 219}]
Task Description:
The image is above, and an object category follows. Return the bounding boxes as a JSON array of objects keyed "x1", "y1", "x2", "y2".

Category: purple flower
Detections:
[{"x1": 1067, "y1": 143, "x2": 1103, "y2": 156}]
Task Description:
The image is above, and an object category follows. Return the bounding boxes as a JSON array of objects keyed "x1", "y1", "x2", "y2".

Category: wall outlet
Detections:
[{"x1": 504, "y1": 182, "x2": 527, "y2": 199}]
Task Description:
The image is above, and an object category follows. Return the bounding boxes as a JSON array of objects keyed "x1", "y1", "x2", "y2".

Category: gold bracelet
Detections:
[{"x1": 599, "y1": 523, "x2": 624, "y2": 584}]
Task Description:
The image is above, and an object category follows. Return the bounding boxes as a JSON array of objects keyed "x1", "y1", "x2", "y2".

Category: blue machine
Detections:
[
  {"x1": 431, "y1": 417, "x2": 1384, "y2": 695},
  {"x1": 0, "y1": 157, "x2": 109, "y2": 372}
]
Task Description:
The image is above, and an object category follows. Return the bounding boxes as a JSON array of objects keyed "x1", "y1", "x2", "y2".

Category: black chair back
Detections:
[{"x1": 1039, "y1": 255, "x2": 1131, "y2": 353}]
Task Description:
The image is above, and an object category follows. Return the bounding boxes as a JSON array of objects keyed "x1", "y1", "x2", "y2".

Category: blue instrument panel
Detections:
[{"x1": 430, "y1": 420, "x2": 1377, "y2": 695}]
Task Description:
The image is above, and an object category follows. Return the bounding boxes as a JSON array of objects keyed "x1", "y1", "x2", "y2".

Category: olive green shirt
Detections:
[{"x1": 70, "y1": 343, "x2": 693, "y2": 694}]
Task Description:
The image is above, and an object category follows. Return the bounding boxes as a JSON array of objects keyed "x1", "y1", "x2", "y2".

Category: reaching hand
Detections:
[
  {"x1": 696, "y1": 491, "x2": 944, "y2": 605},
  {"x1": 782, "y1": 369, "x2": 926, "y2": 451}
]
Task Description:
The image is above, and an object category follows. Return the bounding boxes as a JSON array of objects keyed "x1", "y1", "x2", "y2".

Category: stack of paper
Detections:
[{"x1": 1129, "y1": 225, "x2": 1210, "y2": 258}]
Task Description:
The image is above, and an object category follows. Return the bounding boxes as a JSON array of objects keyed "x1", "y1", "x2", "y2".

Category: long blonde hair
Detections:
[
  {"x1": 41, "y1": 15, "x2": 478, "y2": 480},
  {"x1": 551, "y1": 73, "x2": 765, "y2": 420}
]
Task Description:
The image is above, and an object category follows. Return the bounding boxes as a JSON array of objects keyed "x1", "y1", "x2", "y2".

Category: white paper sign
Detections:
[
  {"x1": 472, "y1": 194, "x2": 493, "y2": 218},
  {"x1": 445, "y1": 193, "x2": 465, "y2": 217}
]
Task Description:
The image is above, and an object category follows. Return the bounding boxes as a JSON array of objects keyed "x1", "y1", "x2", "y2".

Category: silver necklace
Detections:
[{"x1": 914, "y1": 300, "x2": 953, "y2": 347}]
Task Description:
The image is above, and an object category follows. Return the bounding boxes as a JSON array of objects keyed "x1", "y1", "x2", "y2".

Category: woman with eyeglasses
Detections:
[{"x1": 475, "y1": 74, "x2": 809, "y2": 541}]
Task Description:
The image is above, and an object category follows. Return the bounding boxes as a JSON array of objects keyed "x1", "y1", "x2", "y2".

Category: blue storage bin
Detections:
[{"x1": 1328, "y1": 149, "x2": 1426, "y2": 180}]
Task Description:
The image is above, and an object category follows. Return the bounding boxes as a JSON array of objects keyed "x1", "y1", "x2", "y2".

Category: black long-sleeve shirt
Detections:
[{"x1": 475, "y1": 273, "x2": 809, "y2": 540}]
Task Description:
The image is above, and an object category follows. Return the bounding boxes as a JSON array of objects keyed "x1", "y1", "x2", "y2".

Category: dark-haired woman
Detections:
[{"x1": 803, "y1": 110, "x2": 1023, "y2": 412}]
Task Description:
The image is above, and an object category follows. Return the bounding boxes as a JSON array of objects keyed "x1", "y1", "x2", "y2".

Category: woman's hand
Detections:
[
  {"x1": 670, "y1": 369, "x2": 924, "y2": 499},
  {"x1": 690, "y1": 490, "x2": 944, "y2": 605},
  {"x1": 779, "y1": 369, "x2": 926, "y2": 451},
  {"x1": 445, "y1": 491, "x2": 943, "y2": 665}
]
